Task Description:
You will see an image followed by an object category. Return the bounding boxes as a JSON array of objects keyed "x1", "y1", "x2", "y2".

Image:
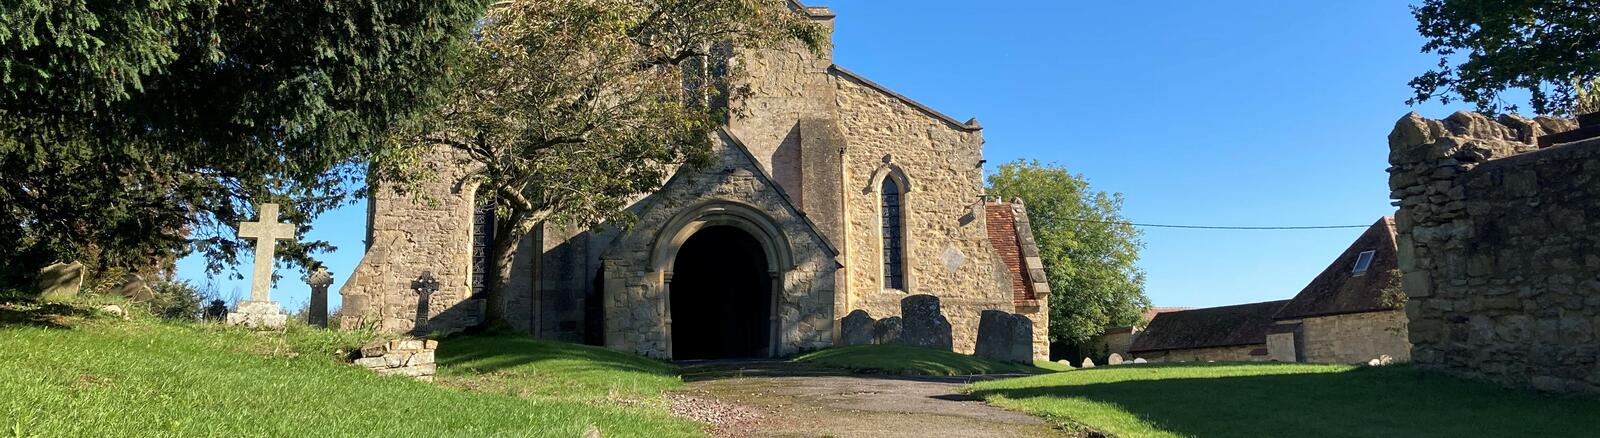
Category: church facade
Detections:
[{"x1": 338, "y1": 3, "x2": 1051, "y2": 360}]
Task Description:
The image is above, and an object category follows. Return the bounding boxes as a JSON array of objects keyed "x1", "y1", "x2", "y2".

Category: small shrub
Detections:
[{"x1": 145, "y1": 279, "x2": 207, "y2": 321}]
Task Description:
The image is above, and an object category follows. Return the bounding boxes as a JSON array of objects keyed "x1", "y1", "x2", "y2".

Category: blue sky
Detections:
[{"x1": 176, "y1": 0, "x2": 1473, "y2": 312}]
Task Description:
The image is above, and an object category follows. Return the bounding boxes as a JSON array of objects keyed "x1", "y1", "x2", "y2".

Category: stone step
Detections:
[{"x1": 1538, "y1": 124, "x2": 1600, "y2": 147}]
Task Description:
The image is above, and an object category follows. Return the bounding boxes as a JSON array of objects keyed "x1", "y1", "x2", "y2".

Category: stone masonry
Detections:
[
  {"x1": 352, "y1": 338, "x2": 439, "y2": 382},
  {"x1": 1388, "y1": 111, "x2": 1599, "y2": 393}
]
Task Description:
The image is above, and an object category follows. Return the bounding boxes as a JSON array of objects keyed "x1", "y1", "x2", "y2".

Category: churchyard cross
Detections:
[
  {"x1": 307, "y1": 267, "x2": 334, "y2": 327},
  {"x1": 238, "y1": 203, "x2": 297, "y2": 302},
  {"x1": 226, "y1": 203, "x2": 295, "y2": 329}
]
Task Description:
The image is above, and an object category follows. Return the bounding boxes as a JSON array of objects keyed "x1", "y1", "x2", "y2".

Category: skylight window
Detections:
[{"x1": 1352, "y1": 250, "x2": 1376, "y2": 274}]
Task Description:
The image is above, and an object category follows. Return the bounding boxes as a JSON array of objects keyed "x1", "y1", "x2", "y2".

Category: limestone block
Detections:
[
  {"x1": 897, "y1": 295, "x2": 952, "y2": 351},
  {"x1": 226, "y1": 301, "x2": 287, "y2": 330},
  {"x1": 353, "y1": 357, "x2": 388, "y2": 368},
  {"x1": 35, "y1": 262, "x2": 84, "y2": 300},
  {"x1": 840, "y1": 309, "x2": 875, "y2": 346}
]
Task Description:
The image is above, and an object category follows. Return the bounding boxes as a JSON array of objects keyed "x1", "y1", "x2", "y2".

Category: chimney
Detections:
[{"x1": 1538, "y1": 111, "x2": 1600, "y2": 147}]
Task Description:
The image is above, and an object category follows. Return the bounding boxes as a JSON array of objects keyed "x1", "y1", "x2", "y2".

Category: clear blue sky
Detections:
[{"x1": 177, "y1": 0, "x2": 1476, "y2": 313}]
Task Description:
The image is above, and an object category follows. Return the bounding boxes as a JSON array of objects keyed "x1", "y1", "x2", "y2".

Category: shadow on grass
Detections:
[
  {"x1": 0, "y1": 299, "x2": 96, "y2": 329},
  {"x1": 434, "y1": 333, "x2": 676, "y2": 377},
  {"x1": 969, "y1": 364, "x2": 1600, "y2": 438}
]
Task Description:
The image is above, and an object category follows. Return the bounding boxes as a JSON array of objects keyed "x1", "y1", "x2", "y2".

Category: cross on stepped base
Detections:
[{"x1": 227, "y1": 203, "x2": 296, "y2": 330}]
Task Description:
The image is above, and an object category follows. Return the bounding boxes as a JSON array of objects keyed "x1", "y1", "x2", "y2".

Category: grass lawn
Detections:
[
  {"x1": 0, "y1": 299, "x2": 701, "y2": 437},
  {"x1": 793, "y1": 344, "x2": 1069, "y2": 376},
  {"x1": 969, "y1": 362, "x2": 1600, "y2": 437}
]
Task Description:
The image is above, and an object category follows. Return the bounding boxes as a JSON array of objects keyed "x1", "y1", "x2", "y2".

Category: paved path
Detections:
[{"x1": 671, "y1": 361, "x2": 1062, "y2": 438}]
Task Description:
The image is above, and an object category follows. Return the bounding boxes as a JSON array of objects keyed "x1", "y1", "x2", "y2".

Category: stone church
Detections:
[{"x1": 338, "y1": 2, "x2": 1051, "y2": 360}]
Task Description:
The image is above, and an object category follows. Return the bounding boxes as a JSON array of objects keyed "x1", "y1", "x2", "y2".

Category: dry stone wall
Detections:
[{"x1": 1388, "y1": 111, "x2": 1599, "y2": 393}]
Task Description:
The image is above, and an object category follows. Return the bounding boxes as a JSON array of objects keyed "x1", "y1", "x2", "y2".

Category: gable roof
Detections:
[
  {"x1": 1273, "y1": 218, "x2": 1401, "y2": 320},
  {"x1": 1128, "y1": 300, "x2": 1289, "y2": 354},
  {"x1": 829, "y1": 65, "x2": 982, "y2": 133},
  {"x1": 985, "y1": 203, "x2": 1032, "y2": 302}
]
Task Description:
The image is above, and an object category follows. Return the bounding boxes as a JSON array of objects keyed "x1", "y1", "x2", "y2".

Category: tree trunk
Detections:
[{"x1": 482, "y1": 209, "x2": 532, "y2": 329}]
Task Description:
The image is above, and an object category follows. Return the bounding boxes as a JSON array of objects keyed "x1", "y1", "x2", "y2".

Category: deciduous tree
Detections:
[
  {"x1": 986, "y1": 160, "x2": 1150, "y2": 345},
  {"x1": 1408, "y1": 0, "x2": 1600, "y2": 115}
]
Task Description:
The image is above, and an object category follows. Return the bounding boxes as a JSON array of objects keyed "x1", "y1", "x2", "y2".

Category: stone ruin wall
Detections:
[
  {"x1": 1388, "y1": 111, "x2": 1599, "y2": 393},
  {"x1": 833, "y1": 71, "x2": 1022, "y2": 357},
  {"x1": 339, "y1": 146, "x2": 535, "y2": 334}
]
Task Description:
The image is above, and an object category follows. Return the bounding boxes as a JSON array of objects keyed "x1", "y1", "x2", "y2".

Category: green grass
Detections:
[
  {"x1": 793, "y1": 344, "x2": 1063, "y2": 376},
  {"x1": 969, "y1": 362, "x2": 1600, "y2": 438},
  {"x1": 0, "y1": 299, "x2": 701, "y2": 437}
]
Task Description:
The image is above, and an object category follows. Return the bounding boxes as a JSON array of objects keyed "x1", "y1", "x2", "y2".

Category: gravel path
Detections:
[{"x1": 669, "y1": 361, "x2": 1062, "y2": 438}]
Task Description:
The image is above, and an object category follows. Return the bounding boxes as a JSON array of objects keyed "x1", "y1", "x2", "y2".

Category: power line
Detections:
[{"x1": 1061, "y1": 218, "x2": 1371, "y2": 230}]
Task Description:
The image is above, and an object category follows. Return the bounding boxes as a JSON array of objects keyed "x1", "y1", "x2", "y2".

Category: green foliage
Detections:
[
  {"x1": 0, "y1": 306, "x2": 697, "y2": 436},
  {"x1": 986, "y1": 160, "x2": 1150, "y2": 345},
  {"x1": 144, "y1": 279, "x2": 208, "y2": 321},
  {"x1": 410, "y1": 0, "x2": 825, "y2": 323},
  {"x1": 970, "y1": 362, "x2": 1600, "y2": 437},
  {"x1": 793, "y1": 345, "x2": 1059, "y2": 376},
  {"x1": 0, "y1": 0, "x2": 492, "y2": 288},
  {"x1": 1408, "y1": 0, "x2": 1600, "y2": 115}
]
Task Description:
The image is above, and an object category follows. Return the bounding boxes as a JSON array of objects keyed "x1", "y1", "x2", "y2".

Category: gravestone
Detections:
[
  {"x1": 897, "y1": 294, "x2": 952, "y2": 350},
  {"x1": 840, "y1": 310, "x2": 875, "y2": 346},
  {"x1": 307, "y1": 268, "x2": 334, "y2": 327},
  {"x1": 226, "y1": 203, "x2": 295, "y2": 329},
  {"x1": 1133, "y1": 358, "x2": 1147, "y2": 364},
  {"x1": 1080, "y1": 357, "x2": 1095, "y2": 368},
  {"x1": 115, "y1": 272, "x2": 154, "y2": 301},
  {"x1": 872, "y1": 316, "x2": 903, "y2": 345},
  {"x1": 36, "y1": 262, "x2": 84, "y2": 300},
  {"x1": 974, "y1": 310, "x2": 1034, "y2": 363},
  {"x1": 1107, "y1": 353, "x2": 1124, "y2": 365}
]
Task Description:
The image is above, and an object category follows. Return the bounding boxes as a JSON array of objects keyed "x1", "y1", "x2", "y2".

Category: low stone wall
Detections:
[
  {"x1": 1388, "y1": 111, "x2": 1598, "y2": 393},
  {"x1": 352, "y1": 339, "x2": 439, "y2": 382},
  {"x1": 1137, "y1": 344, "x2": 1270, "y2": 363}
]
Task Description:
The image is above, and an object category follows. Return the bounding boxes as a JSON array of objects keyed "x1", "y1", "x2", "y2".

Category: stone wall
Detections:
[
  {"x1": 339, "y1": 146, "x2": 498, "y2": 334},
  {"x1": 1388, "y1": 111, "x2": 1599, "y2": 393},
  {"x1": 1138, "y1": 344, "x2": 1270, "y2": 363},
  {"x1": 832, "y1": 67, "x2": 1015, "y2": 356},
  {"x1": 599, "y1": 132, "x2": 839, "y2": 359},
  {"x1": 351, "y1": 338, "x2": 439, "y2": 382},
  {"x1": 1296, "y1": 311, "x2": 1411, "y2": 364}
]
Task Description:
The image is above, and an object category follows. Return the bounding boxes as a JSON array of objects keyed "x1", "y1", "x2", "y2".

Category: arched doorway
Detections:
[{"x1": 669, "y1": 225, "x2": 774, "y2": 360}]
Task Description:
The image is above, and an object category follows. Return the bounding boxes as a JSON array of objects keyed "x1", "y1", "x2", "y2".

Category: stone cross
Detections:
[
  {"x1": 238, "y1": 203, "x2": 297, "y2": 302},
  {"x1": 306, "y1": 267, "x2": 334, "y2": 327}
]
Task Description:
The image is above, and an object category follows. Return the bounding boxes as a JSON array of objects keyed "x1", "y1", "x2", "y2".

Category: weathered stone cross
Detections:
[{"x1": 239, "y1": 203, "x2": 296, "y2": 302}]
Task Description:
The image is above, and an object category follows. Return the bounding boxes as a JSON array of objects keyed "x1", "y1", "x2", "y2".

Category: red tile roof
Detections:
[
  {"x1": 1129, "y1": 300, "x2": 1290, "y2": 354},
  {"x1": 984, "y1": 203, "x2": 1033, "y2": 302}
]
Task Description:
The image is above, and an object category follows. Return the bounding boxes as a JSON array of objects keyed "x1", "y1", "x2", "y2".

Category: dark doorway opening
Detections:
[{"x1": 670, "y1": 225, "x2": 773, "y2": 360}]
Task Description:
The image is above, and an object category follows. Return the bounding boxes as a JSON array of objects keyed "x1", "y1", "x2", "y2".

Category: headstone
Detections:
[
  {"x1": 1378, "y1": 354, "x2": 1395, "y2": 366},
  {"x1": 897, "y1": 294, "x2": 953, "y2": 350},
  {"x1": 35, "y1": 262, "x2": 84, "y2": 300},
  {"x1": 1107, "y1": 353, "x2": 1124, "y2": 365},
  {"x1": 1080, "y1": 357, "x2": 1095, "y2": 368},
  {"x1": 974, "y1": 310, "x2": 1034, "y2": 363},
  {"x1": 306, "y1": 268, "x2": 334, "y2": 327},
  {"x1": 226, "y1": 203, "x2": 296, "y2": 329},
  {"x1": 840, "y1": 309, "x2": 875, "y2": 346},
  {"x1": 115, "y1": 272, "x2": 154, "y2": 301},
  {"x1": 871, "y1": 316, "x2": 903, "y2": 345},
  {"x1": 204, "y1": 300, "x2": 228, "y2": 321},
  {"x1": 1133, "y1": 358, "x2": 1148, "y2": 364}
]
